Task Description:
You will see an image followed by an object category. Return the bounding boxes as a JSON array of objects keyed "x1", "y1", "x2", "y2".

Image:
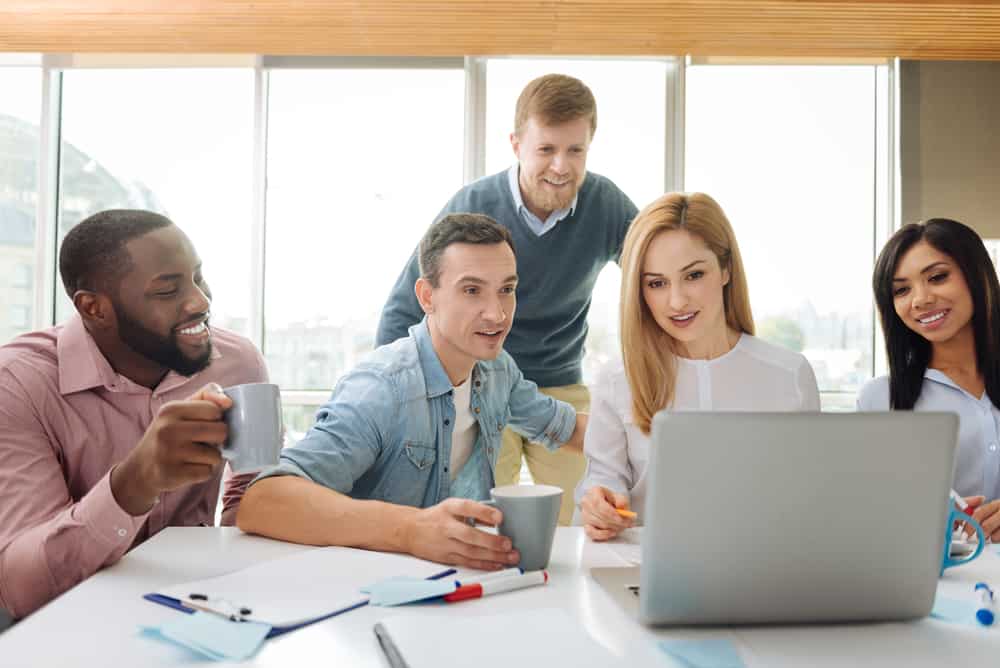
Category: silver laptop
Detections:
[{"x1": 591, "y1": 411, "x2": 958, "y2": 625}]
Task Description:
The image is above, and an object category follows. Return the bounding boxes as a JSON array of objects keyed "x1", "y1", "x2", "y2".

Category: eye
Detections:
[
  {"x1": 500, "y1": 285, "x2": 516, "y2": 295},
  {"x1": 464, "y1": 286, "x2": 479, "y2": 296},
  {"x1": 685, "y1": 271, "x2": 704, "y2": 281},
  {"x1": 646, "y1": 278, "x2": 665, "y2": 289},
  {"x1": 892, "y1": 286, "x2": 909, "y2": 298},
  {"x1": 155, "y1": 289, "x2": 178, "y2": 298},
  {"x1": 928, "y1": 271, "x2": 949, "y2": 283}
]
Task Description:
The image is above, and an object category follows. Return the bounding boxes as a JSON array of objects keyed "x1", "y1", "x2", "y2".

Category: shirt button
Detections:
[
  {"x1": 474, "y1": 407, "x2": 480, "y2": 414},
  {"x1": 487, "y1": 447, "x2": 494, "y2": 456},
  {"x1": 991, "y1": 444, "x2": 998, "y2": 452},
  {"x1": 116, "y1": 528, "x2": 127, "y2": 537},
  {"x1": 474, "y1": 381, "x2": 481, "y2": 388},
  {"x1": 444, "y1": 419, "x2": 450, "y2": 426}
]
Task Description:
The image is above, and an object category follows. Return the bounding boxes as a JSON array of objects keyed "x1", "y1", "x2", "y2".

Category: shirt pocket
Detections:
[{"x1": 403, "y1": 440, "x2": 437, "y2": 471}]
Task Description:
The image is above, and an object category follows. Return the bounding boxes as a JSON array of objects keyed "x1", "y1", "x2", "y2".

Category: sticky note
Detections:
[
  {"x1": 930, "y1": 596, "x2": 980, "y2": 626},
  {"x1": 141, "y1": 611, "x2": 271, "y2": 661},
  {"x1": 658, "y1": 638, "x2": 746, "y2": 668},
  {"x1": 366, "y1": 577, "x2": 457, "y2": 606}
]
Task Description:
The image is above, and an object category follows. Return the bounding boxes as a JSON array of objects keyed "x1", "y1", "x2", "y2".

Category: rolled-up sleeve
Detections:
[
  {"x1": 251, "y1": 369, "x2": 397, "y2": 495},
  {"x1": 504, "y1": 356, "x2": 576, "y2": 450},
  {"x1": 0, "y1": 374, "x2": 148, "y2": 619}
]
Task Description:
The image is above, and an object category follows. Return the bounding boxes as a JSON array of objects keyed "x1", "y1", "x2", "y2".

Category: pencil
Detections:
[{"x1": 615, "y1": 508, "x2": 637, "y2": 519}]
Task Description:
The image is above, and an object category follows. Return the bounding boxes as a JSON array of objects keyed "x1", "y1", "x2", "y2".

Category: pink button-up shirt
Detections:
[{"x1": 0, "y1": 315, "x2": 268, "y2": 618}]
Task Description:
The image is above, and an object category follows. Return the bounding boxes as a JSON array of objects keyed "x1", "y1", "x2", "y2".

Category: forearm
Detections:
[
  {"x1": 236, "y1": 476, "x2": 418, "y2": 553},
  {"x1": 562, "y1": 413, "x2": 587, "y2": 453},
  {"x1": 0, "y1": 473, "x2": 144, "y2": 618}
]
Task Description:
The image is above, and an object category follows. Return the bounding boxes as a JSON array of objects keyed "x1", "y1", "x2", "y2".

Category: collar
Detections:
[
  {"x1": 409, "y1": 318, "x2": 482, "y2": 399},
  {"x1": 57, "y1": 313, "x2": 223, "y2": 396},
  {"x1": 507, "y1": 164, "x2": 578, "y2": 221}
]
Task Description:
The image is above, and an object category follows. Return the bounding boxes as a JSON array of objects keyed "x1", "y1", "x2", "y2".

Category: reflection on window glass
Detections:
[
  {"x1": 685, "y1": 65, "x2": 881, "y2": 407},
  {"x1": 264, "y1": 68, "x2": 464, "y2": 391},
  {"x1": 58, "y1": 69, "x2": 255, "y2": 334},
  {"x1": 486, "y1": 58, "x2": 669, "y2": 382},
  {"x1": 0, "y1": 67, "x2": 41, "y2": 343}
]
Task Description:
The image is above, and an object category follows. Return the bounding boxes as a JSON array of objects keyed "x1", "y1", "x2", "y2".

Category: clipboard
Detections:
[{"x1": 144, "y1": 545, "x2": 457, "y2": 635}]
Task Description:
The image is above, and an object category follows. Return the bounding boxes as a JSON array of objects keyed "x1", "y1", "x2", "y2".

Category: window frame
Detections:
[{"x1": 11, "y1": 53, "x2": 896, "y2": 410}]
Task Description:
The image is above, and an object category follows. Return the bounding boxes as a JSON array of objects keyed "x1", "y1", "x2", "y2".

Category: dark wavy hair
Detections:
[{"x1": 872, "y1": 218, "x2": 1000, "y2": 409}]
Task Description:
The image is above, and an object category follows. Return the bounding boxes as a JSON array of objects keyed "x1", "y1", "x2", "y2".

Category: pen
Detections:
[
  {"x1": 457, "y1": 567, "x2": 523, "y2": 586},
  {"x1": 444, "y1": 570, "x2": 548, "y2": 602},
  {"x1": 950, "y1": 489, "x2": 975, "y2": 517},
  {"x1": 975, "y1": 582, "x2": 995, "y2": 626},
  {"x1": 615, "y1": 508, "x2": 638, "y2": 519}
]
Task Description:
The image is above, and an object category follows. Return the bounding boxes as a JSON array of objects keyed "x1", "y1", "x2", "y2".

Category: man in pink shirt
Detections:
[{"x1": 0, "y1": 210, "x2": 268, "y2": 619}]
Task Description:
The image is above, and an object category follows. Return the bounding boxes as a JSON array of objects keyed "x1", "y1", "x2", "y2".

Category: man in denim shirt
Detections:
[{"x1": 238, "y1": 214, "x2": 586, "y2": 570}]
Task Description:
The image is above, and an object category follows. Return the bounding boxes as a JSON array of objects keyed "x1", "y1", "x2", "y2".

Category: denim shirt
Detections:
[{"x1": 254, "y1": 319, "x2": 576, "y2": 507}]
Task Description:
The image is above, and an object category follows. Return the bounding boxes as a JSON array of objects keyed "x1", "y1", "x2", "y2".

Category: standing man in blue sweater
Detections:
[{"x1": 377, "y1": 74, "x2": 638, "y2": 524}]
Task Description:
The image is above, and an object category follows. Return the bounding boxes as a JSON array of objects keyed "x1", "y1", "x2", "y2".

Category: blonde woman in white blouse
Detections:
[{"x1": 576, "y1": 193, "x2": 820, "y2": 541}]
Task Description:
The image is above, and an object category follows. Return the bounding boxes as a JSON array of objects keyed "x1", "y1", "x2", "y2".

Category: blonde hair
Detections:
[
  {"x1": 619, "y1": 192, "x2": 755, "y2": 434},
  {"x1": 514, "y1": 74, "x2": 597, "y2": 138}
]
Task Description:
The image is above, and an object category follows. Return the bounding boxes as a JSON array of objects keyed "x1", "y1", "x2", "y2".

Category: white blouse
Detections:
[
  {"x1": 857, "y1": 370, "x2": 1000, "y2": 500},
  {"x1": 574, "y1": 334, "x2": 821, "y2": 524}
]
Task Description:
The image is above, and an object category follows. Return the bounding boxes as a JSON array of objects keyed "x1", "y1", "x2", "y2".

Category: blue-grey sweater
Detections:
[{"x1": 375, "y1": 170, "x2": 638, "y2": 387}]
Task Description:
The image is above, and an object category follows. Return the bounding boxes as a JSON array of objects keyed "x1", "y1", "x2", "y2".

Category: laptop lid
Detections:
[{"x1": 638, "y1": 411, "x2": 958, "y2": 625}]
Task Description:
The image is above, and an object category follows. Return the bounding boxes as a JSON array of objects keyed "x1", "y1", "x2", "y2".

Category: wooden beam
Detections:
[{"x1": 2, "y1": 1, "x2": 1000, "y2": 59}]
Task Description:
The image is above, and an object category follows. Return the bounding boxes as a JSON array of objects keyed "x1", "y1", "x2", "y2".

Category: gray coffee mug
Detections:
[
  {"x1": 488, "y1": 484, "x2": 563, "y2": 571},
  {"x1": 222, "y1": 383, "x2": 283, "y2": 473}
]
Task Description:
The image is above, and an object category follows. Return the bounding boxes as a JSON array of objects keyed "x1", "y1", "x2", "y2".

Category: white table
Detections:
[{"x1": 3, "y1": 527, "x2": 999, "y2": 667}]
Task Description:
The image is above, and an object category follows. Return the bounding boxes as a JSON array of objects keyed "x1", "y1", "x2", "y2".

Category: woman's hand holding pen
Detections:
[
  {"x1": 970, "y1": 497, "x2": 1000, "y2": 542},
  {"x1": 580, "y1": 486, "x2": 635, "y2": 542}
]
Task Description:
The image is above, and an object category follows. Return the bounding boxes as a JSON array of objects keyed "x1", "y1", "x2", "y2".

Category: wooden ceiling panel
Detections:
[{"x1": 1, "y1": 1, "x2": 999, "y2": 59}]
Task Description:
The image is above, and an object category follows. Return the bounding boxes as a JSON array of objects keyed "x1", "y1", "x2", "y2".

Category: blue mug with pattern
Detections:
[{"x1": 941, "y1": 507, "x2": 986, "y2": 575}]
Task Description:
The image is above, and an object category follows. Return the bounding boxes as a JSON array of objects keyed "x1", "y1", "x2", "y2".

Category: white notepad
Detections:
[
  {"x1": 373, "y1": 608, "x2": 629, "y2": 668},
  {"x1": 156, "y1": 545, "x2": 449, "y2": 627}
]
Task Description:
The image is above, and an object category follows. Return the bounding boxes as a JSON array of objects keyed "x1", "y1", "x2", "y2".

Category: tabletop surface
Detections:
[{"x1": 3, "y1": 526, "x2": 999, "y2": 667}]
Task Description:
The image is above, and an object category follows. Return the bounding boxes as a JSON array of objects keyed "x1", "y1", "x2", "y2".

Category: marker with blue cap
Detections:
[{"x1": 975, "y1": 583, "x2": 995, "y2": 626}]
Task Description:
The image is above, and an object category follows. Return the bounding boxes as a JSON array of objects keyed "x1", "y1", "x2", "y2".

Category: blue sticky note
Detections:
[
  {"x1": 367, "y1": 578, "x2": 457, "y2": 606},
  {"x1": 658, "y1": 639, "x2": 746, "y2": 668},
  {"x1": 930, "y1": 596, "x2": 980, "y2": 626},
  {"x1": 141, "y1": 612, "x2": 271, "y2": 661}
]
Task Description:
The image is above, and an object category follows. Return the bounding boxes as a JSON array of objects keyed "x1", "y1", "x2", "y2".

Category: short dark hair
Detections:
[
  {"x1": 872, "y1": 217, "x2": 1000, "y2": 409},
  {"x1": 59, "y1": 209, "x2": 173, "y2": 297},
  {"x1": 418, "y1": 213, "x2": 514, "y2": 287}
]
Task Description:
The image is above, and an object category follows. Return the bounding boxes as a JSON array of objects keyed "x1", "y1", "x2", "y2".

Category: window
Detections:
[
  {"x1": 264, "y1": 67, "x2": 465, "y2": 391},
  {"x1": 685, "y1": 65, "x2": 885, "y2": 410},
  {"x1": 57, "y1": 69, "x2": 255, "y2": 333},
  {"x1": 0, "y1": 66, "x2": 41, "y2": 343},
  {"x1": 485, "y1": 58, "x2": 672, "y2": 382}
]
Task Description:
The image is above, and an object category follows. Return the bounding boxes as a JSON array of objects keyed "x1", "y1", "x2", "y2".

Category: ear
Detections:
[
  {"x1": 73, "y1": 290, "x2": 117, "y2": 331},
  {"x1": 510, "y1": 131, "x2": 520, "y2": 159},
  {"x1": 721, "y1": 264, "x2": 731, "y2": 288},
  {"x1": 415, "y1": 277, "x2": 435, "y2": 315}
]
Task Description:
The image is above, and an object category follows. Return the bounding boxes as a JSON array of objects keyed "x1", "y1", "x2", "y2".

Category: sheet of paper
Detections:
[
  {"x1": 606, "y1": 528, "x2": 642, "y2": 565},
  {"x1": 141, "y1": 612, "x2": 271, "y2": 661},
  {"x1": 658, "y1": 639, "x2": 746, "y2": 668},
  {"x1": 156, "y1": 545, "x2": 448, "y2": 627},
  {"x1": 374, "y1": 608, "x2": 629, "y2": 668}
]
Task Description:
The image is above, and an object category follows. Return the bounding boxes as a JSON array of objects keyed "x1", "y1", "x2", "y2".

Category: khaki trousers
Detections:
[{"x1": 493, "y1": 383, "x2": 590, "y2": 526}]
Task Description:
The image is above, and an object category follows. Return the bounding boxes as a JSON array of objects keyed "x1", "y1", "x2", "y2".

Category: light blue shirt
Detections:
[
  {"x1": 857, "y1": 369, "x2": 1000, "y2": 500},
  {"x1": 507, "y1": 165, "x2": 578, "y2": 237},
  {"x1": 254, "y1": 319, "x2": 576, "y2": 506}
]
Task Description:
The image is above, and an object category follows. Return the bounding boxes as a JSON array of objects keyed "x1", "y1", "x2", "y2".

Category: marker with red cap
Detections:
[
  {"x1": 951, "y1": 489, "x2": 975, "y2": 517},
  {"x1": 444, "y1": 570, "x2": 548, "y2": 602}
]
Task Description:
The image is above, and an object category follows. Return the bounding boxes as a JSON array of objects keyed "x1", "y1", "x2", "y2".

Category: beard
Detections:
[
  {"x1": 114, "y1": 302, "x2": 213, "y2": 377},
  {"x1": 521, "y1": 173, "x2": 580, "y2": 216}
]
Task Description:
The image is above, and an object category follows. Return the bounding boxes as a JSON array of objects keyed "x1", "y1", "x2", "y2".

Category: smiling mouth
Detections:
[
  {"x1": 917, "y1": 310, "x2": 948, "y2": 325},
  {"x1": 476, "y1": 329, "x2": 504, "y2": 338},
  {"x1": 175, "y1": 318, "x2": 210, "y2": 337},
  {"x1": 542, "y1": 177, "x2": 571, "y2": 187},
  {"x1": 670, "y1": 312, "x2": 697, "y2": 322}
]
